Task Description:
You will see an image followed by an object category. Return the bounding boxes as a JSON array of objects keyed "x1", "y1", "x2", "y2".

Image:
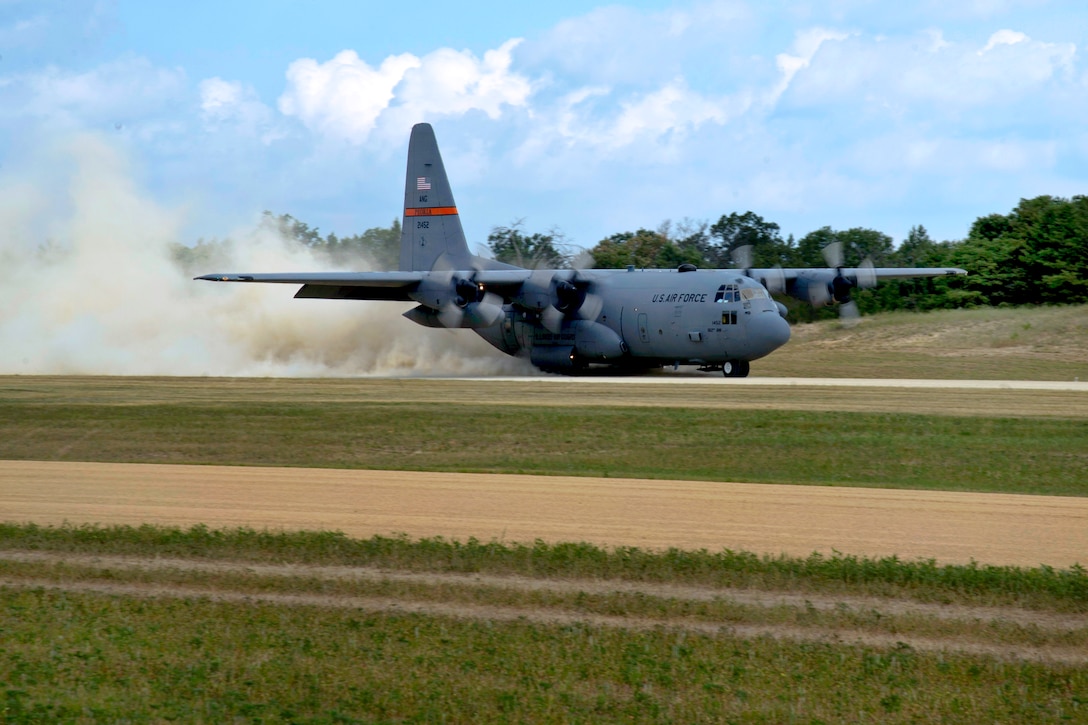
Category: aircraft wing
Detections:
[
  {"x1": 747, "y1": 266, "x2": 967, "y2": 281},
  {"x1": 194, "y1": 272, "x2": 424, "y2": 301},
  {"x1": 194, "y1": 269, "x2": 536, "y2": 302},
  {"x1": 864, "y1": 267, "x2": 968, "y2": 280},
  {"x1": 743, "y1": 265, "x2": 967, "y2": 308}
]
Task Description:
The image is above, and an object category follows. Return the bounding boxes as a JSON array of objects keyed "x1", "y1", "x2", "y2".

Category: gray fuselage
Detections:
[{"x1": 475, "y1": 268, "x2": 791, "y2": 371}]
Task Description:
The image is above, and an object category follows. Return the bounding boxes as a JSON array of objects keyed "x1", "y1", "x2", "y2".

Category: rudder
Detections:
[{"x1": 399, "y1": 123, "x2": 473, "y2": 271}]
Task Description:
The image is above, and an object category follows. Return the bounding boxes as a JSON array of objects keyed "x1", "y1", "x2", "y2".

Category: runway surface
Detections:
[
  {"x1": 3, "y1": 460, "x2": 1085, "y2": 568},
  {"x1": 444, "y1": 375, "x2": 1088, "y2": 391}
]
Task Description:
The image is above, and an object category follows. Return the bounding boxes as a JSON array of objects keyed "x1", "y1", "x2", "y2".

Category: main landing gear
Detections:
[{"x1": 722, "y1": 360, "x2": 750, "y2": 378}]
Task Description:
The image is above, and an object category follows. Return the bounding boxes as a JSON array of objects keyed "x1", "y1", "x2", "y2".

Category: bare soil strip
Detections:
[
  {"x1": 3, "y1": 461, "x2": 1086, "y2": 568},
  {"x1": 2, "y1": 552, "x2": 1084, "y2": 664},
  {"x1": 7, "y1": 374, "x2": 1087, "y2": 417}
]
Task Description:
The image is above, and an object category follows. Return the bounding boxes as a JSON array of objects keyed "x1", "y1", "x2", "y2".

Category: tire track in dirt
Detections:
[
  {"x1": 3, "y1": 550, "x2": 1083, "y2": 632},
  {"x1": 2, "y1": 551, "x2": 1084, "y2": 665}
]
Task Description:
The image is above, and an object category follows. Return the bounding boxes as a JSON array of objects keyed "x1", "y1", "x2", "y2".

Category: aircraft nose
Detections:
[{"x1": 749, "y1": 311, "x2": 791, "y2": 358}]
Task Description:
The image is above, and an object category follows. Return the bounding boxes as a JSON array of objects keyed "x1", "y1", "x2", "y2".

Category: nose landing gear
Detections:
[{"x1": 722, "y1": 360, "x2": 750, "y2": 378}]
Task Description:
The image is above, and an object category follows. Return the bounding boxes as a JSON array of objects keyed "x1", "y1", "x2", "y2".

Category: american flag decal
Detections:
[{"x1": 417, "y1": 177, "x2": 432, "y2": 190}]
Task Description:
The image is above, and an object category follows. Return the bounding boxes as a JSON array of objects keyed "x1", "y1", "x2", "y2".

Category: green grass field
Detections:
[
  {"x1": 4, "y1": 587, "x2": 1084, "y2": 723},
  {"x1": 3, "y1": 395, "x2": 1086, "y2": 495},
  {"x1": 759, "y1": 304, "x2": 1088, "y2": 381},
  {"x1": 2, "y1": 525, "x2": 1086, "y2": 723},
  {"x1": 4, "y1": 523, "x2": 1087, "y2": 610},
  {"x1": 2, "y1": 306, "x2": 1087, "y2": 721}
]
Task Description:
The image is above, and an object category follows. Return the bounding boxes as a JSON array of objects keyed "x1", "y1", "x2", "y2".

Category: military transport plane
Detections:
[{"x1": 197, "y1": 123, "x2": 966, "y2": 376}]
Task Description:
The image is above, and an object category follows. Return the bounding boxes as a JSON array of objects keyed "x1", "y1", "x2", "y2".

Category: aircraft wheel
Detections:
[{"x1": 722, "y1": 360, "x2": 750, "y2": 378}]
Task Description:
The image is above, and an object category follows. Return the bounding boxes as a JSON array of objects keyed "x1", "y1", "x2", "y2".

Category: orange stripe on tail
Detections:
[{"x1": 405, "y1": 207, "x2": 458, "y2": 217}]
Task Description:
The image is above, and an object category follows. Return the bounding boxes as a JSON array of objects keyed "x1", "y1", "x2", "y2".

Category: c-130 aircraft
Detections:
[{"x1": 198, "y1": 123, "x2": 966, "y2": 376}]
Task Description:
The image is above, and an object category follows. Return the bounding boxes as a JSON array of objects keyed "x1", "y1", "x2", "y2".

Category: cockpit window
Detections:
[
  {"x1": 714, "y1": 284, "x2": 739, "y2": 303},
  {"x1": 740, "y1": 287, "x2": 769, "y2": 301}
]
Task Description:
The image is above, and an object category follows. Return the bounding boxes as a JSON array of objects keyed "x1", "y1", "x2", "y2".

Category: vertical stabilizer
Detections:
[{"x1": 399, "y1": 123, "x2": 473, "y2": 271}]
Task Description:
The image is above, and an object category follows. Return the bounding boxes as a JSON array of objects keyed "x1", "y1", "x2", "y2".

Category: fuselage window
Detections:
[{"x1": 721, "y1": 311, "x2": 737, "y2": 325}]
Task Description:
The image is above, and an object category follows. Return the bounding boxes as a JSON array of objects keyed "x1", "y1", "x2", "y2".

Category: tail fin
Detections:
[{"x1": 399, "y1": 123, "x2": 473, "y2": 272}]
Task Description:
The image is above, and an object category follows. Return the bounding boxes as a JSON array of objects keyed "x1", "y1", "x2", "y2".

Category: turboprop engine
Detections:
[
  {"x1": 513, "y1": 270, "x2": 603, "y2": 333},
  {"x1": 405, "y1": 271, "x2": 504, "y2": 329}
]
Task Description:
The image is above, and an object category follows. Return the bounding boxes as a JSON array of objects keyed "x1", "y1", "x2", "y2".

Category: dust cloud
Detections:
[{"x1": 0, "y1": 134, "x2": 532, "y2": 377}]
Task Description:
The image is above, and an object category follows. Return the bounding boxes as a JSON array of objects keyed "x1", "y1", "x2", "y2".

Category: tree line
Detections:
[{"x1": 173, "y1": 196, "x2": 1088, "y2": 318}]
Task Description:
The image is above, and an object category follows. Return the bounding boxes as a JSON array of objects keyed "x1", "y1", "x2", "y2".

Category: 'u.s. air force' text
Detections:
[{"x1": 651, "y1": 292, "x2": 709, "y2": 303}]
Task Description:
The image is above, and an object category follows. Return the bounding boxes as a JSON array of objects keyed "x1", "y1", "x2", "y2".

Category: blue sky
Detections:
[{"x1": 3, "y1": 0, "x2": 1086, "y2": 253}]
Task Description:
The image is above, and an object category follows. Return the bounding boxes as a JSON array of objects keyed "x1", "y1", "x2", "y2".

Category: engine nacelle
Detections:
[
  {"x1": 512, "y1": 274, "x2": 554, "y2": 311},
  {"x1": 512, "y1": 272, "x2": 593, "y2": 317},
  {"x1": 831, "y1": 273, "x2": 855, "y2": 303},
  {"x1": 572, "y1": 320, "x2": 626, "y2": 360},
  {"x1": 411, "y1": 273, "x2": 458, "y2": 309},
  {"x1": 408, "y1": 273, "x2": 502, "y2": 328},
  {"x1": 790, "y1": 276, "x2": 833, "y2": 308},
  {"x1": 530, "y1": 345, "x2": 576, "y2": 372},
  {"x1": 403, "y1": 305, "x2": 445, "y2": 328}
]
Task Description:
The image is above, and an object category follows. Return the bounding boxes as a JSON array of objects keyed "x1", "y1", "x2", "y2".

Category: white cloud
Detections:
[
  {"x1": 523, "y1": 2, "x2": 752, "y2": 86},
  {"x1": 569, "y1": 79, "x2": 744, "y2": 152},
  {"x1": 611, "y1": 80, "x2": 728, "y2": 145},
  {"x1": 769, "y1": 27, "x2": 853, "y2": 106},
  {"x1": 277, "y1": 40, "x2": 531, "y2": 144},
  {"x1": 199, "y1": 77, "x2": 246, "y2": 118},
  {"x1": 384, "y1": 40, "x2": 531, "y2": 125},
  {"x1": 848, "y1": 132, "x2": 1058, "y2": 176},
  {"x1": 278, "y1": 50, "x2": 420, "y2": 143},
  {"x1": 0, "y1": 0, "x2": 116, "y2": 60},
  {"x1": 979, "y1": 29, "x2": 1028, "y2": 53},
  {"x1": 6, "y1": 56, "x2": 187, "y2": 128},
  {"x1": 778, "y1": 27, "x2": 1078, "y2": 113},
  {"x1": 199, "y1": 77, "x2": 283, "y2": 144}
]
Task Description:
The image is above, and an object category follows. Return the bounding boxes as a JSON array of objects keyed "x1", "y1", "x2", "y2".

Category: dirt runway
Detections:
[{"x1": 2, "y1": 460, "x2": 1085, "y2": 567}]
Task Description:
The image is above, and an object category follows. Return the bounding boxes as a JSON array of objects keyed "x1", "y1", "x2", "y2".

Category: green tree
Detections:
[
  {"x1": 658, "y1": 218, "x2": 713, "y2": 267},
  {"x1": 258, "y1": 212, "x2": 401, "y2": 270},
  {"x1": 487, "y1": 222, "x2": 570, "y2": 268},
  {"x1": 953, "y1": 213, "x2": 1031, "y2": 306},
  {"x1": 796, "y1": 226, "x2": 838, "y2": 268},
  {"x1": 884, "y1": 226, "x2": 963, "y2": 311},
  {"x1": 796, "y1": 226, "x2": 893, "y2": 267},
  {"x1": 1011, "y1": 195, "x2": 1088, "y2": 303},
  {"x1": 332, "y1": 219, "x2": 401, "y2": 270},
  {"x1": 895, "y1": 225, "x2": 939, "y2": 267},
  {"x1": 169, "y1": 238, "x2": 233, "y2": 276},
  {"x1": 261, "y1": 211, "x2": 322, "y2": 248},
  {"x1": 836, "y1": 227, "x2": 894, "y2": 266},
  {"x1": 949, "y1": 196, "x2": 1088, "y2": 306},
  {"x1": 709, "y1": 211, "x2": 796, "y2": 268},
  {"x1": 588, "y1": 229, "x2": 672, "y2": 269}
]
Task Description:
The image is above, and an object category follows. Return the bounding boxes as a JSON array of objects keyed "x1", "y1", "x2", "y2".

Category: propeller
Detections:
[
  {"x1": 730, "y1": 244, "x2": 753, "y2": 271},
  {"x1": 523, "y1": 268, "x2": 566, "y2": 333},
  {"x1": 731, "y1": 244, "x2": 785, "y2": 294},
  {"x1": 820, "y1": 242, "x2": 877, "y2": 322},
  {"x1": 548, "y1": 268, "x2": 603, "y2": 332},
  {"x1": 519, "y1": 261, "x2": 602, "y2": 334},
  {"x1": 429, "y1": 255, "x2": 505, "y2": 329},
  {"x1": 820, "y1": 240, "x2": 845, "y2": 269},
  {"x1": 761, "y1": 265, "x2": 786, "y2": 294}
]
